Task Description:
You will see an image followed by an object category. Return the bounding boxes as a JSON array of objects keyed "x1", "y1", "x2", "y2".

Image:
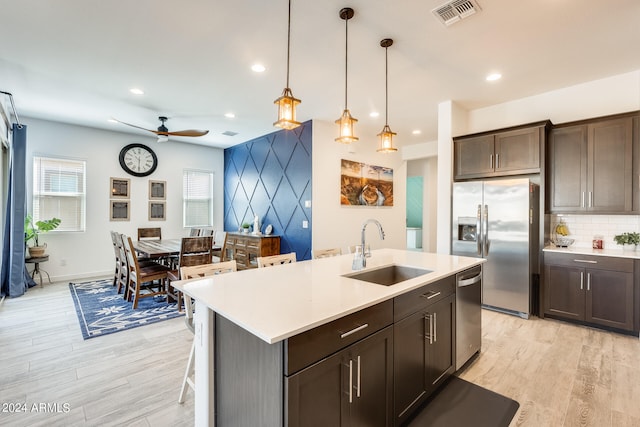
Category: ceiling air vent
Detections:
[{"x1": 432, "y1": 0, "x2": 481, "y2": 26}]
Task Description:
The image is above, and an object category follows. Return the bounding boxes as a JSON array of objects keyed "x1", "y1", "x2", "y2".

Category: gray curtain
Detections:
[{"x1": 1, "y1": 123, "x2": 33, "y2": 297}]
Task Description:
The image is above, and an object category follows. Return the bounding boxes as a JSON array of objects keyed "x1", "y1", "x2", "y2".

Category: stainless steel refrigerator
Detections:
[{"x1": 451, "y1": 178, "x2": 539, "y2": 318}]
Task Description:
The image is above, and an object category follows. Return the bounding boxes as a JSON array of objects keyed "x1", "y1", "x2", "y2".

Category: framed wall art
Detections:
[
  {"x1": 110, "y1": 200, "x2": 130, "y2": 221},
  {"x1": 110, "y1": 177, "x2": 130, "y2": 199},
  {"x1": 149, "y1": 201, "x2": 166, "y2": 221},
  {"x1": 149, "y1": 180, "x2": 166, "y2": 200},
  {"x1": 340, "y1": 159, "x2": 394, "y2": 206}
]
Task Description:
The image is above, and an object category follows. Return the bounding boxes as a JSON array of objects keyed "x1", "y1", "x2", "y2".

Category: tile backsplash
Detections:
[{"x1": 550, "y1": 214, "x2": 640, "y2": 249}]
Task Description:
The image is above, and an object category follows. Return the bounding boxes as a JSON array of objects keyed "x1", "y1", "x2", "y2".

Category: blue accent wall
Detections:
[{"x1": 224, "y1": 121, "x2": 312, "y2": 260}]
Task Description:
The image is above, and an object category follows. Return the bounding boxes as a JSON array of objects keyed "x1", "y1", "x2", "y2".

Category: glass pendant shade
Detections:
[
  {"x1": 273, "y1": 87, "x2": 301, "y2": 130},
  {"x1": 335, "y1": 109, "x2": 359, "y2": 143},
  {"x1": 377, "y1": 124, "x2": 397, "y2": 152}
]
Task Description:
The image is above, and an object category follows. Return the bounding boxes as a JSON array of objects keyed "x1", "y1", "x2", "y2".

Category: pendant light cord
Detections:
[
  {"x1": 384, "y1": 46, "x2": 389, "y2": 125},
  {"x1": 344, "y1": 16, "x2": 349, "y2": 109},
  {"x1": 286, "y1": 0, "x2": 292, "y2": 89}
]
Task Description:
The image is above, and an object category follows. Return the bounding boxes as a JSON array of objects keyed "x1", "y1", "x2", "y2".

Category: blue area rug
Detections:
[{"x1": 69, "y1": 278, "x2": 181, "y2": 340}]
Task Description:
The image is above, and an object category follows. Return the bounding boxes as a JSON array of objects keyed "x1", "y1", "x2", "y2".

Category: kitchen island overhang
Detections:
[{"x1": 174, "y1": 249, "x2": 485, "y2": 426}]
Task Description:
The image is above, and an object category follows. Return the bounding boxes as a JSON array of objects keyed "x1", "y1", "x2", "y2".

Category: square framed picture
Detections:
[
  {"x1": 149, "y1": 201, "x2": 166, "y2": 221},
  {"x1": 149, "y1": 180, "x2": 166, "y2": 200},
  {"x1": 110, "y1": 177, "x2": 130, "y2": 199},
  {"x1": 110, "y1": 200, "x2": 130, "y2": 221}
]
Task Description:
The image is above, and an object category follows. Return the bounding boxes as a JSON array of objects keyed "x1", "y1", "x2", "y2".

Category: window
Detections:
[
  {"x1": 183, "y1": 169, "x2": 213, "y2": 227},
  {"x1": 33, "y1": 155, "x2": 86, "y2": 232}
]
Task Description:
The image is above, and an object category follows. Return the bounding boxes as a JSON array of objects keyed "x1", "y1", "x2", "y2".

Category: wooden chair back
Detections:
[
  {"x1": 257, "y1": 252, "x2": 297, "y2": 268},
  {"x1": 138, "y1": 227, "x2": 162, "y2": 240},
  {"x1": 189, "y1": 228, "x2": 201, "y2": 237},
  {"x1": 123, "y1": 234, "x2": 169, "y2": 308},
  {"x1": 199, "y1": 228, "x2": 215, "y2": 237},
  {"x1": 312, "y1": 248, "x2": 342, "y2": 259},
  {"x1": 178, "y1": 236, "x2": 214, "y2": 268},
  {"x1": 180, "y1": 260, "x2": 238, "y2": 280},
  {"x1": 111, "y1": 231, "x2": 128, "y2": 294}
]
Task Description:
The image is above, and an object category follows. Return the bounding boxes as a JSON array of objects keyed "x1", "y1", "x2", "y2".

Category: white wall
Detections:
[
  {"x1": 24, "y1": 117, "x2": 224, "y2": 282},
  {"x1": 312, "y1": 120, "x2": 407, "y2": 253}
]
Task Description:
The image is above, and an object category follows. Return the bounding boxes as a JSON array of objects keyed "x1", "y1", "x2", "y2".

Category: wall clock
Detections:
[{"x1": 119, "y1": 143, "x2": 158, "y2": 177}]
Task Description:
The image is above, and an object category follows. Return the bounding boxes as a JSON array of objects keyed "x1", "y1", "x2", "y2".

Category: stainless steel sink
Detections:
[{"x1": 343, "y1": 264, "x2": 433, "y2": 286}]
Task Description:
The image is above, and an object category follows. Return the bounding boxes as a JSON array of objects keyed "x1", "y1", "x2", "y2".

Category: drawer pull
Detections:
[
  {"x1": 340, "y1": 323, "x2": 369, "y2": 339},
  {"x1": 421, "y1": 291, "x2": 442, "y2": 300},
  {"x1": 574, "y1": 259, "x2": 597, "y2": 264}
]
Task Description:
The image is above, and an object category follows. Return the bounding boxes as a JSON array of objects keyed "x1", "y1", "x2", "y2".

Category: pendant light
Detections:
[
  {"x1": 273, "y1": 0, "x2": 301, "y2": 130},
  {"x1": 377, "y1": 38, "x2": 398, "y2": 153},
  {"x1": 335, "y1": 7, "x2": 358, "y2": 144}
]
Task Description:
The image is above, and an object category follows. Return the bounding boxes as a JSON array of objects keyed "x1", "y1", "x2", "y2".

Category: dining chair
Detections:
[
  {"x1": 123, "y1": 234, "x2": 171, "y2": 309},
  {"x1": 212, "y1": 231, "x2": 227, "y2": 263},
  {"x1": 188, "y1": 227, "x2": 200, "y2": 237},
  {"x1": 138, "y1": 227, "x2": 162, "y2": 240},
  {"x1": 167, "y1": 236, "x2": 214, "y2": 311},
  {"x1": 178, "y1": 260, "x2": 237, "y2": 404},
  {"x1": 257, "y1": 252, "x2": 297, "y2": 268},
  {"x1": 109, "y1": 231, "x2": 124, "y2": 288},
  {"x1": 199, "y1": 228, "x2": 215, "y2": 237},
  {"x1": 312, "y1": 247, "x2": 343, "y2": 259}
]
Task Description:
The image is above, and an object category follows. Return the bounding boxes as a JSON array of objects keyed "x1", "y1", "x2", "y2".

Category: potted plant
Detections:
[
  {"x1": 613, "y1": 232, "x2": 640, "y2": 251},
  {"x1": 241, "y1": 222, "x2": 251, "y2": 234},
  {"x1": 24, "y1": 214, "x2": 61, "y2": 257}
]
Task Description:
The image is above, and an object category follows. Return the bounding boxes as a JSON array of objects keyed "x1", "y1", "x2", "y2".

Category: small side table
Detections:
[{"x1": 25, "y1": 255, "x2": 51, "y2": 287}]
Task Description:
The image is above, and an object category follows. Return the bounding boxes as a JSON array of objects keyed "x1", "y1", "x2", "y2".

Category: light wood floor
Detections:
[{"x1": 2, "y1": 280, "x2": 640, "y2": 426}]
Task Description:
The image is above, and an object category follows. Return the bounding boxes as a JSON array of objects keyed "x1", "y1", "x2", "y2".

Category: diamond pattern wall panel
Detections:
[{"x1": 224, "y1": 121, "x2": 312, "y2": 260}]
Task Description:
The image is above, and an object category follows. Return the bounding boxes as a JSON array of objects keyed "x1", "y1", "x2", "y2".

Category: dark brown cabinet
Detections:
[
  {"x1": 548, "y1": 116, "x2": 633, "y2": 213},
  {"x1": 454, "y1": 123, "x2": 547, "y2": 180},
  {"x1": 393, "y1": 277, "x2": 455, "y2": 426},
  {"x1": 544, "y1": 252, "x2": 634, "y2": 332},
  {"x1": 287, "y1": 326, "x2": 394, "y2": 427}
]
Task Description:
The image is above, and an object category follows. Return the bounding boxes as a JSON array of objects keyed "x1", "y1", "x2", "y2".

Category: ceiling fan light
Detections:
[
  {"x1": 377, "y1": 124, "x2": 397, "y2": 152},
  {"x1": 335, "y1": 109, "x2": 359, "y2": 144},
  {"x1": 274, "y1": 87, "x2": 301, "y2": 130}
]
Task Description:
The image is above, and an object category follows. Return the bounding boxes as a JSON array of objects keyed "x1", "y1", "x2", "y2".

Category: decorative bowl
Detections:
[{"x1": 553, "y1": 237, "x2": 575, "y2": 247}]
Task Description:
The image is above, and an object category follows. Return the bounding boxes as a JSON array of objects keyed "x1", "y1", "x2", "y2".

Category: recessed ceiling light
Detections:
[
  {"x1": 369, "y1": 111, "x2": 380, "y2": 118},
  {"x1": 107, "y1": 118, "x2": 118, "y2": 123},
  {"x1": 251, "y1": 64, "x2": 266, "y2": 73},
  {"x1": 224, "y1": 112, "x2": 235, "y2": 119},
  {"x1": 130, "y1": 88, "x2": 144, "y2": 95},
  {"x1": 412, "y1": 130, "x2": 422, "y2": 135},
  {"x1": 486, "y1": 73, "x2": 502, "y2": 82}
]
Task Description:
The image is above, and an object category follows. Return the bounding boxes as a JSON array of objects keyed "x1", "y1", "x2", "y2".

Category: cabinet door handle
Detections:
[
  {"x1": 574, "y1": 259, "x2": 597, "y2": 264},
  {"x1": 587, "y1": 272, "x2": 591, "y2": 291},
  {"x1": 588, "y1": 191, "x2": 593, "y2": 208},
  {"x1": 433, "y1": 312, "x2": 437, "y2": 343},
  {"x1": 421, "y1": 291, "x2": 441, "y2": 300},
  {"x1": 581, "y1": 191, "x2": 585, "y2": 208},
  {"x1": 496, "y1": 153, "x2": 500, "y2": 169},
  {"x1": 425, "y1": 314, "x2": 433, "y2": 344},
  {"x1": 340, "y1": 323, "x2": 368, "y2": 339},
  {"x1": 356, "y1": 355, "x2": 361, "y2": 398},
  {"x1": 489, "y1": 154, "x2": 493, "y2": 169},
  {"x1": 348, "y1": 359, "x2": 353, "y2": 403},
  {"x1": 580, "y1": 272, "x2": 584, "y2": 290}
]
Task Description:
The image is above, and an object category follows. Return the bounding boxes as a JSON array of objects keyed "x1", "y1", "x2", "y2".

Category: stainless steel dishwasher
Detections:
[{"x1": 455, "y1": 265, "x2": 482, "y2": 370}]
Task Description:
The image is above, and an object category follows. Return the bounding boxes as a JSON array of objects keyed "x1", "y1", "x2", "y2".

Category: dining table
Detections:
[{"x1": 133, "y1": 238, "x2": 222, "y2": 260}]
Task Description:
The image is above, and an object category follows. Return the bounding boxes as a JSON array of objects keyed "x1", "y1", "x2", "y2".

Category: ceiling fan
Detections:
[{"x1": 113, "y1": 116, "x2": 209, "y2": 141}]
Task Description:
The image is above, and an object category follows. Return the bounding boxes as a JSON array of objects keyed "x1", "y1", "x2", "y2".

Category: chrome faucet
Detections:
[{"x1": 352, "y1": 219, "x2": 385, "y2": 270}]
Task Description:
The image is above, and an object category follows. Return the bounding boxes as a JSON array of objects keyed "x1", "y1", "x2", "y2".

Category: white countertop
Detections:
[
  {"x1": 543, "y1": 245, "x2": 640, "y2": 259},
  {"x1": 174, "y1": 249, "x2": 484, "y2": 344}
]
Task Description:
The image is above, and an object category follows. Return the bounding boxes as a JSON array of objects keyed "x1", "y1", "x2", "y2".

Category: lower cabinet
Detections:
[
  {"x1": 286, "y1": 326, "x2": 393, "y2": 427},
  {"x1": 393, "y1": 293, "x2": 455, "y2": 426},
  {"x1": 544, "y1": 253, "x2": 634, "y2": 331}
]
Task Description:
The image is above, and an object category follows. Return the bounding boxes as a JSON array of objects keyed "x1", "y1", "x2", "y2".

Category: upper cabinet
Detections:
[
  {"x1": 548, "y1": 114, "x2": 634, "y2": 213},
  {"x1": 454, "y1": 122, "x2": 549, "y2": 180}
]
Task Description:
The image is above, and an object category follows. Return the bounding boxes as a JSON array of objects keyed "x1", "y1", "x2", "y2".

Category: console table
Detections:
[{"x1": 222, "y1": 232, "x2": 280, "y2": 270}]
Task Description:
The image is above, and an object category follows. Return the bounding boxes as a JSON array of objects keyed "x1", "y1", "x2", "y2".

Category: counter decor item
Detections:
[
  {"x1": 552, "y1": 219, "x2": 574, "y2": 247},
  {"x1": 592, "y1": 235, "x2": 604, "y2": 249},
  {"x1": 613, "y1": 232, "x2": 640, "y2": 251},
  {"x1": 241, "y1": 223, "x2": 250, "y2": 233}
]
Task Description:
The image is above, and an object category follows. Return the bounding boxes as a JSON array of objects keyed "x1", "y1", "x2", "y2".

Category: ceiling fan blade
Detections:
[
  {"x1": 163, "y1": 129, "x2": 210, "y2": 137},
  {"x1": 111, "y1": 117, "x2": 156, "y2": 133}
]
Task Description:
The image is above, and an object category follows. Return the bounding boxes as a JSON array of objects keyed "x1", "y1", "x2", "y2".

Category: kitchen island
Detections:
[{"x1": 175, "y1": 248, "x2": 484, "y2": 426}]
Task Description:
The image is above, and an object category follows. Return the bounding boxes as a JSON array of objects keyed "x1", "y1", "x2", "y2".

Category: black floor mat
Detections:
[{"x1": 406, "y1": 376, "x2": 519, "y2": 427}]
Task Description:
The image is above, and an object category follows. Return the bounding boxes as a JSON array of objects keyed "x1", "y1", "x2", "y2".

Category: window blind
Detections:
[
  {"x1": 183, "y1": 169, "x2": 213, "y2": 227},
  {"x1": 33, "y1": 155, "x2": 86, "y2": 232}
]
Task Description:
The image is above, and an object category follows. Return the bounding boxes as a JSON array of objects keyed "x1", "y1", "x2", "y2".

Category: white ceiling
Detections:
[{"x1": 1, "y1": 0, "x2": 639, "y2": 149}]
